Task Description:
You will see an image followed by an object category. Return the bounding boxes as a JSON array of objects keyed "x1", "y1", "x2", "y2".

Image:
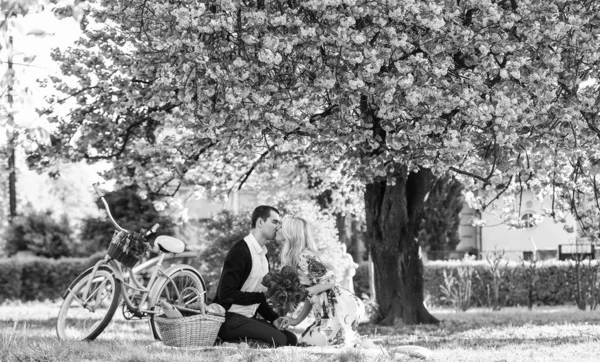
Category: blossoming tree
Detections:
[
  {"x1": 43, "y1": 0, "x2": 600, "y2": 324},
  {"x1": 1, "y1": 0, "x2": 86, "y2": 226}
]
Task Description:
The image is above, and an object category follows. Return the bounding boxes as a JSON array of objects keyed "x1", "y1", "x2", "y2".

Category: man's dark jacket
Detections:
[{"x1": 213, "y1": 239, "x2": 279, "y2": 322}]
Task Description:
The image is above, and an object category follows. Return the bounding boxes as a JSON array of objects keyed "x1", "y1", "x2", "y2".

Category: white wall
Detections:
[
  {"x1": 480, "y1": 190, "x2": 577, "y2": 257},
  {"x1": 456, "y1": 204, "x2": 478, "y2": 251}
]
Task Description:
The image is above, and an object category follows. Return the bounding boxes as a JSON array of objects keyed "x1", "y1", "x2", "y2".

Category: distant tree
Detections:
[
  {"x1": 78, "y1": 185, "x2": 175, "y2": 254},
  {"x1": 197, "y1": 208, "x2": 250, "y2": 301},
  {"x1": 4, "y1": 210, "x2": 73, "y2": 258},
  {"x1": 1, "y1": 0, "x2": 86, "y2": 224},
  {"x1": 418, "y1": 176, "x2": 464, "y2": 255}
]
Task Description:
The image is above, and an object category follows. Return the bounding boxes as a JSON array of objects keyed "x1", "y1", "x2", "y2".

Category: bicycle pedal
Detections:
[{"x1": 122, "y1": 305, "x2": 144, "y2": 320}]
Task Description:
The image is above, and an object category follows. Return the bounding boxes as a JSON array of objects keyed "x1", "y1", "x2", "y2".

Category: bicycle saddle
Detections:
[{"x1": 155, "y1": 236, "x2": 185, "y2": 253}]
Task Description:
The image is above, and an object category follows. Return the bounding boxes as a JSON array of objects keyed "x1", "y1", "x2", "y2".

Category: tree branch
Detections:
[
  {"x1": 235, "y1": 149, "x2": 270, "y2": 191},
  {"x1": 482, "y1": 176, "x2": 514, "y2": 210},
  {"x1": 449, "y1": 166, "x2": 490, "y2": 184}
]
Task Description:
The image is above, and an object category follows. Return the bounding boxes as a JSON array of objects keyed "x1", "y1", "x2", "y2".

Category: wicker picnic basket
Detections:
[
  {"x1": 155, "y1": 288, "x2": 225, "y2": 348},
  {"x1": 107, "y1": 231, "x2": 140, "y2": 268}
]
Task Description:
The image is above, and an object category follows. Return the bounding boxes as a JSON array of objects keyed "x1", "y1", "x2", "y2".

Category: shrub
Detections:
[
  {"x1": 353, "y1": 262, "x2": 371, "y2": 298},
  {"x1": 74, "y1": 217, "x2": 113, "y2": 256},
  {"x1": 2, "y1": 253, "x2": 599, "y2": 306},
  {"x1": 424, "y1": 259, "x2": 600, "y2": 308},
  {"x1": 20, "y1": 254, "x2": 102, "y2": 300},
  {"x1": 198, "y1": 209, "x2": 250, "y2": 300},
  {"x1": 440, "y1": 257, "x2": 475, "y2": 311},
  {"x1": 3, "y1": 220, "x2": 28, "y2": 256},
  {"x1": 0, "y1": 252, "x2": 104, "y2": 302},
  {"x1": 77, "y1": 185, "x2": 175, "y2": 256},
  {"x1": 518, "y1": 258, "x2": 540, "y2": 310},
  {"x1": 418, "y1": 176, "x2": 463, "y2": 254},
  {"x1": 483, "y1": 249, "x2": 510, "y2": 310},
  {"x1": 4, "y1": 211, "x2": 74, "y2": 258},
  {"x1": 569, "y1": 258, "x2": 600, "y2": 311},
  {"x1": 0, "y1": 259, "x2": 22, "y2": 302}
]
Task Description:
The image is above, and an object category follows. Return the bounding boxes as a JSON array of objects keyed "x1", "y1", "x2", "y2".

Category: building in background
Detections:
[
  {"x1": 178, "y1": 186, "x2": 585, "y2": 261},
  {"x1": 451, "y1": 190, "x2": 581, "y2": 261}
]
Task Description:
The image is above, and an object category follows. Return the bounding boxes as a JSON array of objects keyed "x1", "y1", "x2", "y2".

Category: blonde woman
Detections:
[{"x1": 276, "y1": 215, "x2": 365, "y2": 348}]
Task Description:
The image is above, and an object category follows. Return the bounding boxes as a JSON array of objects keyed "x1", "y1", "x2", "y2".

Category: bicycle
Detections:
[{"x1": 56, "y1": 184, "x2": 207, "y2": 341}]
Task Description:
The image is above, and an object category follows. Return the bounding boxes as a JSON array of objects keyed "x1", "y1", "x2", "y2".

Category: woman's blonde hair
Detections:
[{"x1": 279, "y1": 215, "x2": 322, "y2": 270}]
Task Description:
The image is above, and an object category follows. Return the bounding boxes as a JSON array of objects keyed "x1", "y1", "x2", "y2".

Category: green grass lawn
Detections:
[{"x1": 1, "y1": 301, "x2": 599, "y2": 361}]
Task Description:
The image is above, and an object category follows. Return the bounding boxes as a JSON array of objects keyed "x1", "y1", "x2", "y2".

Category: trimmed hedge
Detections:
[
  {"x1": 2, "y1": 254, "x2": 597, "y2": 308},
  {"x1": 0, "y1": 259, "x2": 23, "y2": 301},
  {"x1": 351, "y1": 259, "x2": 598, "y2": 308},
  {"x1": 0, "y1": 252, "x2": 104, "y2": 302},
  {"x1": 424, "y1": 259, "x2": 597, "y2": 308}
]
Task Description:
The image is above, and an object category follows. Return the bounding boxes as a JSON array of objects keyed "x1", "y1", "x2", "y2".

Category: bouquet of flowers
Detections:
[
  {"x1": 111, "y1": 229, "x2": 151, "y2": 259},
  {"x1": 261, "y1": 265, "x2": 306, "y2": 315}
]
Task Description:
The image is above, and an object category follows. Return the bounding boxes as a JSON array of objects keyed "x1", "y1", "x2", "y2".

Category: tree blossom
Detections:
[{"x1": 42, "y1": 0, "x2": 600, "y2": 325}]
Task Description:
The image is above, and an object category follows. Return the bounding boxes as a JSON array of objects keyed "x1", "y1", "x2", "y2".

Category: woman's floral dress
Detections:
[{"x1": 296, "y1": 251, "x2": 365, "y2": 347}]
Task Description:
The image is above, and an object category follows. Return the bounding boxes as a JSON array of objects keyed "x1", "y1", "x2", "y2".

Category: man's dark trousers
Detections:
[{"x1": 218, "y1": 312, "x2": 297, "y2": 347}]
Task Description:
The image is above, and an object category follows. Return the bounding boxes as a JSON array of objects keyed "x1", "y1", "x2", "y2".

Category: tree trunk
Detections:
[
  {"x1": 364, "y1": 166, "x2": 440, "y2": 325},
  {"x1": 336, "y1": 213, "x2": 348, "y2": 248},
  {"x1": 8, "y1": 135, "x2": 17, "y2": 223},
  {"x1": 350, "y1": 216, "x2": 362, "y2": 262},
  {"x1": 7, "y1": 34, "x2": 17, "y2": 224}
]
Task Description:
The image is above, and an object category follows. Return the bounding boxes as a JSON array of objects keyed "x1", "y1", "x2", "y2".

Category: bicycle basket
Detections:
[
  {"x1": 155, "y1": 287, "x2": 225, "y2": 348},
  {"x1": 107, "y1": 231, "x2": 141, "y2": 268}
]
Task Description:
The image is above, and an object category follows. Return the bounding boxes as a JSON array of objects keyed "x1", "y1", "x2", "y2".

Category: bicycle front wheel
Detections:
[
  {"x1": 149, "y1": 268, "x2": 205, "y2": 340},
  {"x1": 56, "y1": 266, "x2": 122, "y2": 341}
]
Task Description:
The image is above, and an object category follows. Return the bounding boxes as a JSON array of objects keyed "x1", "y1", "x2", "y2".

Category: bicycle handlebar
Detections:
[
  {"x1": 147, "y1": 223, "x2": 160, "y2": 236},
  {"x1": 93, "y1": 183, "x2": 128, "y2": 233},
  {"x1": 92, "y1": 183, "x2": 103, "y2": 198},
  {"x1": 93, "y1": 183, "x2": 161, "y2": 238}
]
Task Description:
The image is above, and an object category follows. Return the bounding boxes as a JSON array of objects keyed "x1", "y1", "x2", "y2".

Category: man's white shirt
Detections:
[{"x1": 228, "y1": 233, "x2": 269, "y2": 318}]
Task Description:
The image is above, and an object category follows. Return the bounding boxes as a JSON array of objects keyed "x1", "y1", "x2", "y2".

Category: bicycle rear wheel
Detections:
[
  {"x1": 149, "y1": 268, "x2": 205, "y2": 340},
  {"x1": 56, "y1": 266, "x2": 122, "y2": 341}
]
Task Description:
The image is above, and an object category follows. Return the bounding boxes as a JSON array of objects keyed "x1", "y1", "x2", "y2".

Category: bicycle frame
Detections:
[
  {"x1": 76, "y1": 183, "x2": 158, "y2": 313},
  {"x1": 57, "y1": 184, "x2": 206, "y2": 342},
  {"x1": 73, "y1": 250, "x2": 199, "y2": 316}
]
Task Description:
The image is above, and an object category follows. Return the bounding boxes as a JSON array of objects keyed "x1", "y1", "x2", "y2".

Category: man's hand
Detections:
[{"x1": 273, "y1": 317, "x2": 289, "y2": 330}]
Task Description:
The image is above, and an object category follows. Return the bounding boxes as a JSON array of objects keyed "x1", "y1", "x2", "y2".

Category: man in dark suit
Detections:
[{"x1": 214, "y1": 205, "x2": 297, "y2": 347}]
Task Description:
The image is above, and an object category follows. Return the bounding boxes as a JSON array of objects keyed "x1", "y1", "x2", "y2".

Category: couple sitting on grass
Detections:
[{"x1": 213, "y1": 205, "x2": 373, "y2": 349}]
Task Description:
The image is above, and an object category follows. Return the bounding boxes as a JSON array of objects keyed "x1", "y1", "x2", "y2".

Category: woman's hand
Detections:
[
  {"x1": 274, "y1": 317, "x2": 289, "y2": 330},
  {"x1": 287, "y1": 301, "x2": 312, "y2": 326},
  {"x1": 286, "y1": 316, "x2": 300, "y2": 326}
]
